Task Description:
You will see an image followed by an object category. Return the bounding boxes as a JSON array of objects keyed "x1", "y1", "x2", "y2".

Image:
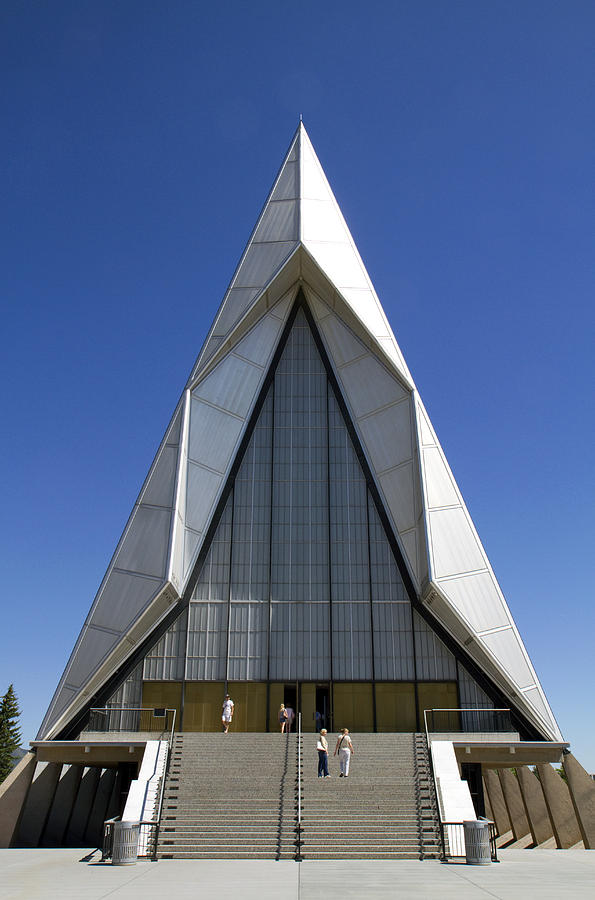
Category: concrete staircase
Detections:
[
  {"x1": 157, "y1": 732, "x2": 298, "y2": 859},
  {"x1": 156, "y1": 731, "x2": 441, "y2": 860},
  {"x1": 298, "y1": 732, "x2": 442, "y2": 859}
]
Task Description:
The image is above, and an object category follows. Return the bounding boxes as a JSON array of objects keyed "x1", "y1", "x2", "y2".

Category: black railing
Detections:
[
  {"x1": 86, "y1": 707, "x2": 176, "y2": 738},
  {"x1": 442, "y1": 821, "x2": 499, "y2": 862},
  {"x1": 425, "y1": 708, "x2": 513, "y2": 734}
]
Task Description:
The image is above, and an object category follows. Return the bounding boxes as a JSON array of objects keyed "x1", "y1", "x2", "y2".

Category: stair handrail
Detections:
[{"x1": 296, "y1": 711, "x2": 303, "y2": 861}]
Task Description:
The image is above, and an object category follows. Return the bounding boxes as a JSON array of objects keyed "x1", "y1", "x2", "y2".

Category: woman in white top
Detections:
[{"x1": 334, "y1": 728, "x2": 354, "y2": 777}]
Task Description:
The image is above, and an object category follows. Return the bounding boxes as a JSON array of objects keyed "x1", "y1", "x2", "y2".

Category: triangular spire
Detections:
[
  {"x1": 189, "y1": 122, "x2": 412, "y2": 386},
  {"x1": 39, "y1": 126, "x2": 562, "y2": 746}
]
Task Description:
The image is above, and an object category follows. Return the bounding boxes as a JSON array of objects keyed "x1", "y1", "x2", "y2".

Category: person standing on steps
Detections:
[
  {"x1": 285, "y1": 705, "x2": 295, "y2": 733},
  {"x1": 221, "y1": 694, "x2": 234, "y2": 733},
  {"x1": 317, "y1": 728, "x2": 330, "y2": 777},
  {"x1": 334, "y1": 728, "x2": 354, "y2": 777},
  {"x1": 278, "y1": 703, "x2": 288, "y2": 733}
]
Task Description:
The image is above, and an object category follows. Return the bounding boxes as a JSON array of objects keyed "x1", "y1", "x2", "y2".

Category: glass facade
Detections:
[{"x1": 108, "y1": 306, "x2": 496, "y2": 729}]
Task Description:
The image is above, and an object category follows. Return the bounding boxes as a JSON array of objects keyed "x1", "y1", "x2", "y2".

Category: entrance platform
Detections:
[{"x1": 1, "y1": 848, "x2": 594, "y2": 899}]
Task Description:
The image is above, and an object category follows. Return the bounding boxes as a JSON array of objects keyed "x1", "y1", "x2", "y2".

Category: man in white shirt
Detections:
[{"x1": 221, "y1": 694, "x2": 234, "y2": 733}]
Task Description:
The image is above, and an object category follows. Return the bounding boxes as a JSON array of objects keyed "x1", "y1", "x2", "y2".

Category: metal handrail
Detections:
[
  {"x1": 423, "y1": 707, "x2": 513, "y2": 736},
  {"x1": 87, "y1": 706, "x2": 176, "y2": 740},
  {"x1": 152, "y1": 708, "x2": 176, "y2": 856},
  {"x1": 296, "y1": 712, "x2": 303, "y2": 861}
]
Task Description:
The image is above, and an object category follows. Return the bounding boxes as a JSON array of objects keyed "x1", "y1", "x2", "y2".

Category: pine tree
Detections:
[{"x1": 0, "y1": 684, "x2": 22, "y2": 783}]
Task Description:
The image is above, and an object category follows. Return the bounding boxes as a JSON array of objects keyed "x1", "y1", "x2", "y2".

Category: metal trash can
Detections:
[
  {"x1": 463, "y1": 818, "x2": 492, "y2": 865},
  {"x1": 111, "y1": 820, "x2": 140, "y2": 865}
]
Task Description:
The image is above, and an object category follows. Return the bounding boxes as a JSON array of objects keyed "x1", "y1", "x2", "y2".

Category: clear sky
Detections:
[{"x1": 1, "y1": 2, "x2": 594, "y2": 768}]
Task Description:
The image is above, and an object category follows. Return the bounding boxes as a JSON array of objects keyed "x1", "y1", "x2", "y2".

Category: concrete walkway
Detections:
[{"x1": 0, "y1": 849, "x2": 594, "y2": 899}]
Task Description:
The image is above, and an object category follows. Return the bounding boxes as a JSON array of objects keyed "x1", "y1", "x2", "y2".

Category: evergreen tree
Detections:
[{"x1": 0, "y1": 684, "x2": 22, "y2": 783}]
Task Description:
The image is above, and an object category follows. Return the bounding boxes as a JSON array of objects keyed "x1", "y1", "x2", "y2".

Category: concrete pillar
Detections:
[
  {"x1": 41, "y1": 764, "x2": 83, "y2": 847},
  {"x1": 536, "y1": 763, "x2": 581, "y2": 849},
  {"x1": 85, "y1": 768, "x2": 116, "y2": 847},
  {"x1": 498, "y1": 768, "x2": 531, "y2": 841},
  {"x1": 105, "y1": 769, "x2": 123, "y2": 822},
  {"x1": 483, "y1": 768, "x2": 511, "y2": 836},
  {"x1": 65, "y1": 766, "x2": 100, "y2": 846},
  {"x1": 0, "y1": 751, "x2": 36, "y2": 847},
  {"x1": 516, "y1": 766, "x2": 553, "y2": 846},
  {"x1": 562, "y1": 753, "x2": 595, "y2": 849},
  {"x1": 15, "y1": 762, "x2": 62, "y2": 847}
]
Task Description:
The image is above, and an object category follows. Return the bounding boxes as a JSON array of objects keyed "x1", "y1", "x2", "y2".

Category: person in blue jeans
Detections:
[{"x1": 317, "y1": 729, "x2": 330, "y2": 777}]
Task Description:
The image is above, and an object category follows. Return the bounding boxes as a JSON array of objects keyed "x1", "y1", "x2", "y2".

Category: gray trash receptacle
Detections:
[
  {"x1": 463, "y1": 818, "x2": 492, "y2": 865},
  {"x1": 112, "y1": 820, "x2": 140, "y2": 865}
]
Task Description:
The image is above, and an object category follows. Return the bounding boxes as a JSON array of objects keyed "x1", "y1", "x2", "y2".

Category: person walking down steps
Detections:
[
  {"x1": 334, "y1": 728, "x2": 354, "y2": 777},
  {"x1": 317, "y1": 728, "x2": 330, "y2": 777},
  {"x1": 278, "y1": 704, "x2": 289, "y2": 733},
  {"x1": 221, "y1": 694, "x2": 234, "y2": 733}
]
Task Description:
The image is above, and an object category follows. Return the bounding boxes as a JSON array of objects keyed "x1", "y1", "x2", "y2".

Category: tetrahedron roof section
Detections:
[
  {"x1": 39, "y1": 123, "x2": 562, "y2": 745},
  {"x1": 189, "y1": 123, "x2": 412, "y2": 387}
]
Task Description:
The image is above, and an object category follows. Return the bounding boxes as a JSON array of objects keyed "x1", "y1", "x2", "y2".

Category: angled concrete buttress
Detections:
[
  {"x1": 498, "y1": 769, "x2": 531, "y2": 841},
  {"x1": 64, "y1": 767, "x2": 101, "y2": 845},
  {"x1": 516, "y1": 766, "x2": 553, "y2": 845},
  {"x1": 562, "y1": 753, "x2": 595, "y2": 849},
  {"x1": 0, "y1": 752, "x2": 36, "y2": 847},
  {"x1": 14, "y1": 762, "x2": 62, "y2": 847},
  {"x1": 483, "y1": 769, "x2": 511, "y2": 837},
  {"x1": 41, "y1": 764, "x2": 83, "y2": 846},
  {"x1": 536, "y1": 763, "x2": 582, "y2": 848}
]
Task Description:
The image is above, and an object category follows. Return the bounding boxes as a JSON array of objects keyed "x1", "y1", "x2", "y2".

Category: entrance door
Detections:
[{"x1": 315, "y1": 684, "x2": 331, "y2": 732}]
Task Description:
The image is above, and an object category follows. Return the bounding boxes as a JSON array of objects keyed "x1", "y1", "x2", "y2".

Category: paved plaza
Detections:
[{"x1": 0, "y1": 849, "x2": 593, "y2": 900}]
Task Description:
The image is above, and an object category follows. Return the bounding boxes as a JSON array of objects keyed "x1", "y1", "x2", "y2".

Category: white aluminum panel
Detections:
[
  {"x1": 213, "y1": 289, "x2": 260, "y2": 336},
  {"x1": 193, "y1": 356, "x2": 262, "y2": 419},
  {"x1": 376, "y1": 336, "x2": 411, "y2": 380},
  {"x1": 378, "y1": 463, "x2": 417, "y2": 534},
  {"x1": 301, "y1": 134, "x2": 332, "y2": 201},
  {"x1": 428, "y1": 507, "x2": 486, "y2": 578},
  {"x1": 270, "y1": 290, "x2": 296, "y2": 321},
  {"x1": 171, "y1": 512, "x2": 185, "y2": 591},
  {"x1": 89, "y1": 571, "x2": 161, "y2": 632},
  {"x1": 399, "y1": 529, "x2": 419, "y2": 584},
  {"x1": 188, "y1": 399, "x2": 244, "y2": 471},
  {"x1": 184, "y1": 529, "x2": 202, "y2": 578},
  {"x1": 234, "y1": 313, "x2": 283, "y2": 365},
  {"x1": 198, "y1": 336, "x2": 224, "y2": 368},
  {"x1": 253, "y1": 200, "x2": 297, "y2": 242},
  {"x1": 42, "y1": 687, "x2": 77, "y2": 729},
  {"x1": 318, "y1": 312, "x2": 366, "y2": 367},
  {"x1": 521, "y1": 687, "x2": 551, "y2": 724},
  {"x1": 66, "y1": 627, "x2": 121, "y2": 688},
  {"x1": 233, "y1": 242, "x2": 295, "y2": 288},
  {"x1": 301, "y1": 198, "x2": 347, "y2": 243},
  {"x1": 271, "y1": 159, "x2": 298, "y2": 200},
  {"x1": 417, "y1": 403, "x2": 436, "y2": 446},
  {"x1": 339, "y1": 355, "x2": 408, "y2": 418},
  {"x1": 141, "y1": 444, "x2": 178, "y2": 508},
  {"x1": 114, "y1": 506, "x2": 171, "y2": 578},
  {"x1": 480, "y1": 628, "x2": 534, "y2": 689},
  {"x1": 358, "y1": 401, "x2": 413, "y2": 473},
  {"x1": 339, "y1": 288, "x2": 389, "y2": 335},
  {"x1": 436, "y1": 572, "x2": 510, "y2": 634},
  {"x1": 306, "y1": 241, "x2": 370, "y2": 291},
  {"x1": 185, "y1": 462, "x2": 222, "y2": 533},
  {"x1": 423, "y1": 446, "x2": 460, "y2": 509},
  {"x1": 306, "y1": 292, "x2": 331, "y2": 322},
  {"x1": 165, "y1": 405, "x2": 183, "y2": 446}
]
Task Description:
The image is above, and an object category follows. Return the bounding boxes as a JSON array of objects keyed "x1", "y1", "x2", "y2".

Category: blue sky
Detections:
[{"x1": 1, "y1": 2, "x2": 594, "y2": 768}]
